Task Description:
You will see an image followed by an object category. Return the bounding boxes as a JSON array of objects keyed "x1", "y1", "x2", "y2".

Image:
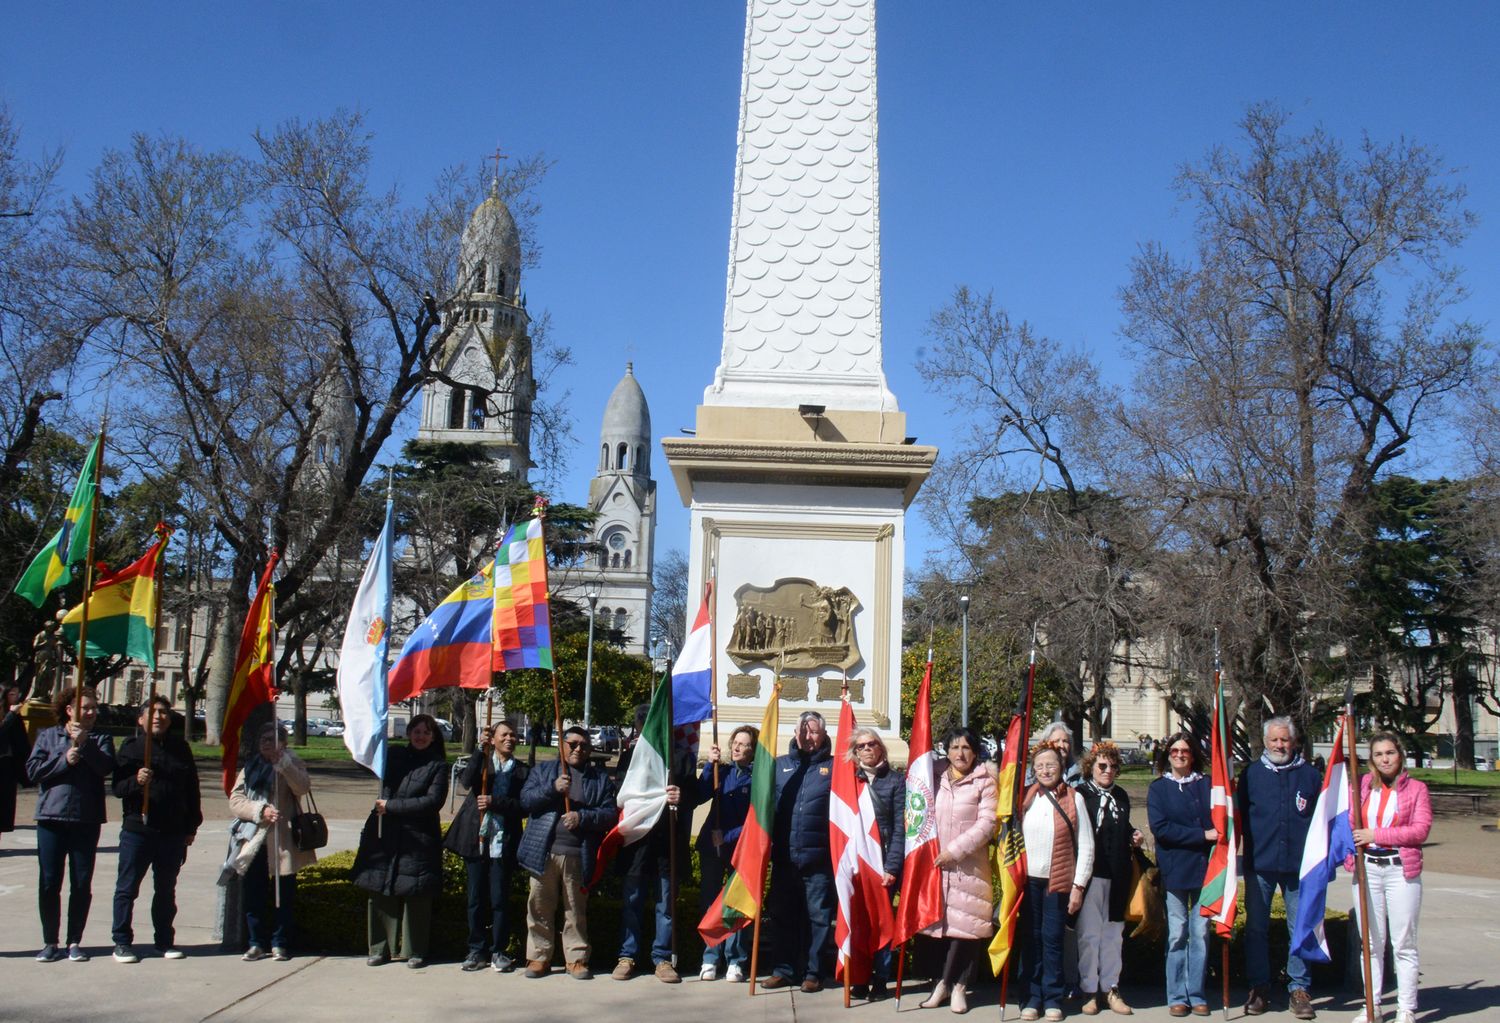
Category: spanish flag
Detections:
[
  {"x1": 221, "y1": 553, "x2": 279, "y2": 795},
  {"x1": 698, "y1": 685, "x2": 780, "y2": 947},
  {"x1": 61, "y1": 527, "x2": 171, "y2": 669},
  {"x1": 987, "y1": 709, "x2": 1030, "y2": 974},
  {"x1": 15, "y1": 436, "x2": 100, "y2": 607}
]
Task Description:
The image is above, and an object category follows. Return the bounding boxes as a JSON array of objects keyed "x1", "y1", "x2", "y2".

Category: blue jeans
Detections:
[
  {"x1": 242, "y1": 846, "x2": 297, "y2": 950},
  {"x1": 465, "y1": 856, "x2": 513, "y2": 957},
  {"x1": 37, "y1": 821, "x2": 101, "y2": 946},
  {"x1": 1165, "y1": 887, "x2": 1208, "y2": 1008},
  {"x1": 1244, "y1": 871, "x2": 1309, "y2": 992},
  {"x1": 698, "y1": 845, "x2": 749, "y2": 969},
  {"x1": 111, "y1": 828, "x2": 187, "y2": 947},
  {"x1": 769, "y1": 860, "x2": 835, "y2": 981},
  {"x1": 1019, "y1": 878, "x2": 1068, "y2": 1011},
  {"x1": 620, "y1": 866, "x2": 673, "y2": 965}
]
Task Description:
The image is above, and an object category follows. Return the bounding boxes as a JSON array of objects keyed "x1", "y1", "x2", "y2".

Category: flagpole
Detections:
[
  {"x1": 69, "y1": 424, "x2": 106, "y2": 728},
  {"x1": 749, "y1": 666, "x2": 781, "y2": 998},
  {"x1": 667, "y1": 656, "x2": 680, "y2": 971},
  {"x1": 839, "y1": 671, "x2": 853, "y2": 1009},
  {"x1": 531, "y1": 499, "x2": 571, "y2": 813},
  {"x1": 268, "y1": 545, "x2": 281, "y2": 911},
  {"x1": 141, "y1": 525, "x2": 167, "y2": 819},
  {"x1": 708, "y1": 562, "x2": 721, "y2": 836},
  {"x1": 1345, "y1": 675, "x2": 1377, "y2": 1023},
  {"x1": 1214, "y1": 633, "x2": 1229, "y2": 1022},
  {"x1": 999, "y1": 626, "x2": 1039, "y2": 1022},
  {"x1": 379, "y1": 469, "x2": 394, "y2": 840}
]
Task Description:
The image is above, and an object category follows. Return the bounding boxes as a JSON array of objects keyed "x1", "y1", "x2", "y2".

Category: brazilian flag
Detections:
[{"x1": 15, "y1": 436, "x2": 101, "y2": 607}]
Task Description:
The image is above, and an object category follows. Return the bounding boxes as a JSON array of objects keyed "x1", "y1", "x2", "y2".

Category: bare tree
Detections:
[{"x1": 650, "y1": 547, "x2": 690, "y2": 658}]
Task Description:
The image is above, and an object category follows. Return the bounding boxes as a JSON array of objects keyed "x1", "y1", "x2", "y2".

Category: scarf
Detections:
[
  {"x1": 244, "y1": 753, "x2": 276, "y2": 801},
  {"x1": 1168, "y1": 770, "x2": 1203, "y2": 790},
  {"x1": 1259, "y1": 751, "x2": 1306, "y2": 773},
  {"x1": 1080, "y1": 777, "x2": 1123, "y2": 831},
  {"x1": 1024, "y1": 782, "x2": 1079, "y2": 895}
]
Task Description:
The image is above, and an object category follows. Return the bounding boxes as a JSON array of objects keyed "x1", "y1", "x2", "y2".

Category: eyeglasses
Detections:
[
  {"x1": 562, "y1": 740, "x2": 590, "y2": 750},
  {"x1": 855, "y1": 741, "x2": 881, "y2": 750},
  {"x1": 1095, "y1": 762, "x2": 1119, "y2": 772},
  {"x1": 1168, "y1": 747, "x2": 1192, "y2": 756}
]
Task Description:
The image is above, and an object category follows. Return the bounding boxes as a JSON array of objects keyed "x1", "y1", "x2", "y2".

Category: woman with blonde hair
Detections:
[
  {"x1": 846, "y1": 726, "x2": 905, "y2": 999},
  {"x1": 1345, "y1": 731, "x2": 1432, "y2": 1023}
]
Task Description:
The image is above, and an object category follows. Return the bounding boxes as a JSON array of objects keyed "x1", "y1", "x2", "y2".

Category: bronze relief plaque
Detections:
[{"x1": 726, "y1": 578, "x2": 861, "y2": 673}]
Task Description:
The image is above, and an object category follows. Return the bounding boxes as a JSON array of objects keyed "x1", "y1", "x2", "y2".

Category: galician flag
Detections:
[
  {"x1": 1291, "y1": 715, "x2": 1356, "y2": 962},
  {"x1": 1199, "y1": 674, "x2": 1239, "y2": 936},
  {"x1": 16, "y1": 435, "x2": 100, "y2": 607},
  {"x1": 830, "y1": 698, "x2": 895, "y2": 983},
  {"x1": 337, "y1": 495, "x2": 394, "y2": 778},
  {"x1": 894, "y1": 651, "x2": 942, "y2": 944},
  {"x1": 670, "y1": 581, "x2": 712, "y2": 725},
  {"x1": 698, "y1": 686, "x2": 780, "y2": 947},
  {"x1": 589, "y1": 676, "x2": 673, "y2": 888}
]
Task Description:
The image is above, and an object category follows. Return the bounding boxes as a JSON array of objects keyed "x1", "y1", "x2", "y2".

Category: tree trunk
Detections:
[
  {"x1": 293, "y1": 672, "x2": 309, "y2": 747},
  {"x1": 202, "y1": 609, "x2": 238, "y2": 745},
  {"x1": 1452, "y1": 662, "x2": 1478, "y2": 770}
]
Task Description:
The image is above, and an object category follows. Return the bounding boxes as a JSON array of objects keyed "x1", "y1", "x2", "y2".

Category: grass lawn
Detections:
[
  {"x1": 190, "y1": 735, "x2": 563, "y2": 763},
  {"x1": 1408, "y1": 767, "x2": 1500, "y2": 789}
]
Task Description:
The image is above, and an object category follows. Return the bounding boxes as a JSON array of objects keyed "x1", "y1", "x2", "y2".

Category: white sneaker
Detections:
[
  {"x1": 1351, "y1": 1010, "x2": 1383, "y2": 1023},
  {"x1": 699, "y1": 963, "x2": 717, "y2": 981},
  {"x1": 161, "y1": 948, "x2": 187, "y2": 960},
  {"x1": 1394, "y1": 1013, "x2": 1415, "y2": 1023},
  {"x1": 726, "y1": 963, "x2": 746, "y2": 983}
]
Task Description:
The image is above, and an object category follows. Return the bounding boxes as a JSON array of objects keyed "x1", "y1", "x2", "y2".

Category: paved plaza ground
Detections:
[{"x1": 2, "y1": 759, "x2": 1497, "y2": 1022}]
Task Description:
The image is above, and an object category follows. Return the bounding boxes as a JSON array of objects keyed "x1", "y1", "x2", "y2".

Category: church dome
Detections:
[
  {"x1": 598, "y1": 363, "x2": 651, "y2": 475},
  {"x1": 459, "y1": 182, "x2": 522, "y2": 291}
]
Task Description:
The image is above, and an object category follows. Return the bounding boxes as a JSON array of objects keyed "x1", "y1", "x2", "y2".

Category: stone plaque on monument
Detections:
[{"x1": 726, "y1": 578, "x2": 860, "y2": 672}]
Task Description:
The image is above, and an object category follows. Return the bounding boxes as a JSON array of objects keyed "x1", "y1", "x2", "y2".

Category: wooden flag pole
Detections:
[
  {"x1": 841, "y1": 671, "x2": 852, "y2": 1010},
  {"x1": 708, "y1": 563, "x2": 721, "y2": 836},
  {"x1": 1214, "y1": 635, "x2": 1230, "y2": 1022},
  {"x1": 667, "y1": 659, "x2": 680, "y2": 970},
  {"x1": 69, "y1": 424, "x2": 107, "y2": 730},
  {"x1": 1345, "y1": 678, "x2": 1377, "y2": 1023},
  {"x1": 999, "y1": 626, "x2": 1040, "y2": 1021},
  {"x1": 748, "y1": 667, "x2": 782, "y2": 998},
  {"x1": 141, "y1": 525, "x2": 167, "y2": 819}
]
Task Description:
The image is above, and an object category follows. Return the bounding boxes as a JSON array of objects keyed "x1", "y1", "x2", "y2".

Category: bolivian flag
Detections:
[
  {"x1": 699, "y1": 685, "x2": 780, "y2": 947},
  {"x1": 61, "y1": 528, "x2": 171, "y2": 669},
  {"x1": 15, "y1": 436, "x2": 101, "y2": 607}
]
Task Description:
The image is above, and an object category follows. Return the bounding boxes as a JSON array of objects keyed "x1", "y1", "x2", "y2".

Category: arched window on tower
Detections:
[
  {"x1": 635, "y1": 446, "x2": 646, "y2": 474},
  {"x1": 600, "y1": 444, "x2": 609, "y2": 470},
  {"x1": 473, "y1": 259, "x2": 487, "y2": 292},
  {"x1": 616, "y1": 442, "x2": 629, "y2": 470},
  {"x1": 469, "y1": 389, "x2": 486, "y2": 430},
  {"x1": 611, "y1": 553, "x2": 621, "y2": 569},
  {"x1": 497, "y1": 267, "x2": 507, "y2": 295},
  {"x1": 623, "y1": 549, "x2": 631, "y2": 568},
  {"x1": 448, "y1": 386, "x2": 466, "y2": 429},
  {"x1": 614, "y1": 608, "x2": 628, "y2": 634},
  {"x1": 315, "y1": 438, "x2": 327, "y2": 463}
]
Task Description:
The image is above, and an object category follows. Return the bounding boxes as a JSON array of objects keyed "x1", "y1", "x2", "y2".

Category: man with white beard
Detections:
[{"x1": 1236, "y1": 716, "x2": 1321, "y2": 1019}]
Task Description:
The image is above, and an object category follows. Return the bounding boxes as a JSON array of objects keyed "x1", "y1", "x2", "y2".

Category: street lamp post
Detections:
[
  {"x1": 583, "y1": 592, "x2": 599, "y2": 730},
  {"x1": 959, "y1": 592, "x2": 971, "y2": 727}
]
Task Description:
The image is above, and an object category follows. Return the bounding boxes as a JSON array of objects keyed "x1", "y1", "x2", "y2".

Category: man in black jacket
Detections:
[
  {"x1": 110, "y1": 696, "x2": 202, "y2": 963},
  {"x1": 763, "y1": 710, "x2": 836, "y2": 993}
]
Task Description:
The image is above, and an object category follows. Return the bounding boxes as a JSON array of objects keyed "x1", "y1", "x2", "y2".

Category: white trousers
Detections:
[
  {"x1": 1354, "y1": 859, "x2": 1422, "y2": 1015},
  {"x1": 1076, "y1": 877, "x2": 1124, "y2": 993}
]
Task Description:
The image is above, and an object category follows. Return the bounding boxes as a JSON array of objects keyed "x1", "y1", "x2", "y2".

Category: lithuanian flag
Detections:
[
  {"x1": 698, "y1": 684, "x2": 780, "y2": 947},
  {"x1": 61, "y1": 527, "x2": 171, "y2": 669},
  {"x1": 15, "y1": 436, "x2": 101, "y2": 607},
  {"x1": 221, "y1": 553, "x2": 279, "y2": 795}
]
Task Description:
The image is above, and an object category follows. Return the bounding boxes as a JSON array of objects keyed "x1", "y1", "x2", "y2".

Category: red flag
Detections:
[
  {"x1": 830, "y1": 699, "x2": 895, "y2": 984},
  {"x1": 221, "y1": 553, "x2": 279, "y2": 795},
  {"x1": 1200, "y1": 673, "x2": 1240, "y2": 936},
  {"x1": 893, "y1": 653, "x2": 942, "y2": 944}
]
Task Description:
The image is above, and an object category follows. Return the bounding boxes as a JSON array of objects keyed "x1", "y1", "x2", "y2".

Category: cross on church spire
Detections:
[{"x1": 488, "y1": 144, "x2": 509, "y2": 194}]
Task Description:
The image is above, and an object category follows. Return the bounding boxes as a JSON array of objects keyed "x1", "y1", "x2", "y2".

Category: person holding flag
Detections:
[
  {"x1": 1147, "y1": 732, "x2": 1216, "y2": 1018},
  {"x1": 847, "y1": 726, "x2": 904, "y2": 999},
  {"x1": 919, "y1": 726, "x2": 997, "y2": 1014},
  {"x1": 694, "y1": 724, "x2": 757, "y2": 981},
  {"x1": 1344, "y1": 732, "x2": 1432, "y2": 1023},
  {"x1": 1236, "y1": 717, "x2": 1320, "y2": 1019},
  {"x1": 828, "y1": 701, "x2": 896, "y2": 1003}
]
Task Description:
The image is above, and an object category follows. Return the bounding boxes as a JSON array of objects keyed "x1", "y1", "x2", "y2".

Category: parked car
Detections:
[
  {"x1": 589, "y1": 726, "x2": 623, "y2": 753},
  {"x1": 433, "y1": 718, "x2": 455, "y2": 740},
  {"x1": 324, "y1": 722, "x2": 344, "y2": 737}
]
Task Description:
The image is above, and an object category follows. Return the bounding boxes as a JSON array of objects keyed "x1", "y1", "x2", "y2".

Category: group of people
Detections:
[
  {"x1": 12, "y1": 687, "x2": 1435, "y2": 1023},
  {"x1": 1148, "y1": 719, "x2": 1432, "y2": 1023}
]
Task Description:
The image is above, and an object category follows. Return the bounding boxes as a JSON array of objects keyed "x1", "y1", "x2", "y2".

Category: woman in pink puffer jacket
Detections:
[
  {"x1": 1343, "y1": 731, "x2": 1432, "y2": 1023},
  {"x1": 919, "y1": 726, "x2": 997, "y2": 1014}
]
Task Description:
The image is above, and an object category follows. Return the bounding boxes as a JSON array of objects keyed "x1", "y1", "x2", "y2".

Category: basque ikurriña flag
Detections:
[
  {"x1": 893, "y1": 651, "x2": 942, "y2": 945},
  {"x1": 671, "y1": 582, "x2": 712, "y2": 726},
  {"x1": 830, "y1": 698, "x2": 895, "y2": 983},
  {"x1": 1290, "y1": 716, "x2": 1356, "y2": 962},
  {"x1": 1199, "y1": 676, "x2": 1239, "y2": 936}
]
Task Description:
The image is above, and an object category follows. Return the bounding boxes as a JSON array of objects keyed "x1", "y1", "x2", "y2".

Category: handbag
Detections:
[
  {"x1": 290, "y1": 790, "x2": 329, "y2": 852},
  {"x1": 1125, "y1": 848, "x2": 1165, "y2": 940}
]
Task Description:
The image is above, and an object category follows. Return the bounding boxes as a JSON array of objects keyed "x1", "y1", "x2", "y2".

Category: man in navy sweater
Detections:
[{"x1": 1236, "y1": 716, "x2": 1320, "y2": 1019}]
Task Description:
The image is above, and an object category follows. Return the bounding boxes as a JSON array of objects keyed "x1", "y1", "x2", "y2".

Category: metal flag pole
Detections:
[
  {"x1": 1345, "y1": 673, "x2": 1378, "y2": 1023},
  {"x1": 378, "y1": 468, "x2": 395, "y2": 840}
]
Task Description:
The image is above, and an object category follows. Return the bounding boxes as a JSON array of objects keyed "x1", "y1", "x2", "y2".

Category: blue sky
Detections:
[{"x1": 5, "y1": 2, "x2": 1498, "y2": 571}]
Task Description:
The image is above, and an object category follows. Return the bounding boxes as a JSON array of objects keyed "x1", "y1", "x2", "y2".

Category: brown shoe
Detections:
[
  {"x1": 655, "y1": 960, "x2": 681, "y2": 984},
  {"x1": 523, "y1": 959, "x2": 549, "y2": 978},
  {"x1": 801, "y1": 976, "x2": 823, "y2": 993},
  {"x1": 1106, "y1": 989, "x2": 1133, "y2": 1016},
  {"x1": 612, "y1": 957, "x2": 634, "y2": 981},
  {"x1": 759, "y1": 974, "x2": 792, "y2": 989},
  {"x1": 1081, "y1": 992, "x2": 1101, "y2": 1016},
  {"x1": 1191, "y1": 1007, "x2": 1210, "y2": 1017},
  {"x1": 1245, "y1": 986, "x2": 1268, "y2": 1016},
  {"x1": 1169, "y1": 1007, "x2": 1190, "y2": 1018},
  {"x1": 1289, "y1": 989, "x2": 1316, "y2": 1020},
  {"x1": 566, "y1": 960, "x2": 593, "y2": 980}
]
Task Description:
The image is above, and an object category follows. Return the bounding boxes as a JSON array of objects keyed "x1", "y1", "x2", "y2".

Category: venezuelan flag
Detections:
[
  {"x1": 492, "y1": 517, "x2": 552, "y2": 671},
  {"x1": 699, "y1": 686, "x2": 779, "y2": 946},
  {"x1": 61, "y1": 528, "x2": 171, "y2": 669},
  {"x1": 389, "y1": 563, "x2": 495, "y2": 703}
]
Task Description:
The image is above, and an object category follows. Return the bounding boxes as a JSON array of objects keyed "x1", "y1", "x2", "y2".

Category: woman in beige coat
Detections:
[
  {"x1": 227, "y1": 722, "x2": 315, "y2": 961},
  {"x1": 920, "y1": 726, "x2": 998, "y2": 1014}
]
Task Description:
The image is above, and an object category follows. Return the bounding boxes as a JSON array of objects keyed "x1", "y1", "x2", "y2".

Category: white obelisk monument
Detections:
[{"x1": 663, "y1": 0, "x2": 935, "y2": 756}]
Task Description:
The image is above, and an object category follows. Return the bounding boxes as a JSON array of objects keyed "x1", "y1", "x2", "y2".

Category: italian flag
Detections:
[
  {"x1": 590, "y1": 676, "x2": 673, "y2": 886},
  {"x1": 1200, "y1": 674, "x2": 1239, "y2": 936},
  {"x1": 698, "y1": 686, "x2": 780, "y2": 946},
  {"x1": 61, "y1": 527, "x2": 170, "y2": 669}
]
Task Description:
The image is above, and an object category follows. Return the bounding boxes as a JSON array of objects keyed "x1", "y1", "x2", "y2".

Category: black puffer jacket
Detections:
[
  {"x1": 351, "y1": 744, "x2": 449, "y2": 898},
  {"x1": 113, "y1": 731, "x2": 203, "y2": 836},
  {"x1": 442, "y1": 752, "x2": 529, "y2": 863},
  {"x1": 859, "y1": 761, "x2": 906, "y2": 880}
]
